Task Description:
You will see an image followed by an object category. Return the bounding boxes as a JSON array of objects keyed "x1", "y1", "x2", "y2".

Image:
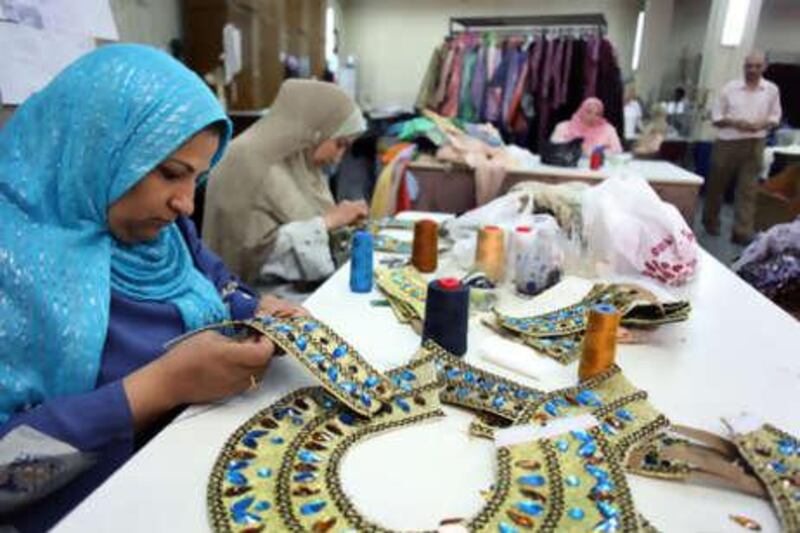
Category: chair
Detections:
[{"x1": 755, "y1": 164, "x2": 800, "y2": 232}]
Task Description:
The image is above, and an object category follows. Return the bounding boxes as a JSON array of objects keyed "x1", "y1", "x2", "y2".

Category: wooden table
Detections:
[{"x1": 409, "y1": 158, "x2": 704, "y2": 222}]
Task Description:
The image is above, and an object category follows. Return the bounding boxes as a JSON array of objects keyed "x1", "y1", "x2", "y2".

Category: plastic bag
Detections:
[{"x1": 582, "y1": 175, "x2": 698, "y2": 286}]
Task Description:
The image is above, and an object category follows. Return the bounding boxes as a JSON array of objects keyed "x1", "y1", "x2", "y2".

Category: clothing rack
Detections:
[{"x1": 448, "y1": 14, "x2": 607, "y2": 37}]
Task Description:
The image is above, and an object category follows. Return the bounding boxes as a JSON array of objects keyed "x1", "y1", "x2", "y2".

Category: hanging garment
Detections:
[
  {"x1": 433, "y1": 41, "x2": 456, "y2": 109},
  {"x1": 595, "y1": 37, "x2": 625, "y2": 142},
  {"x1": 537, "y1": 37, "x2": 557, "y2": 144},
  {"x1": 458, "y1": 42, "x2": 479, "y2": 121},
  {"x1": 527, "y1": 36, "x2": 545, "y2": 95},
  {"x1": 415, "y1": 43, "x2": 445, "y2": 110},
  {"x1": 507, "y1": 46, "x2": 531, "y2": 136},
  {"x1": 440, "y1": 39, "x2": 466, "y2": 117},
  {"x1": 557, "y1": 36, "x2": 574, "y2": 107},
  {"x1": 549, "y1": 36, "x2": 565, "y2": 111},
  {"x1": 583, "y1": 34, "x2": 601, "y2": 99},
  {"x1": 471, "y1": 45, "x2": 487, "y2": 120},
  {"x1": 484, "y1": 44, "x2": 512, "y2": 125},
  {"x1": 500, "y1": 42, "x2": 524, "y2": 131},
  {"x1": 481, "y1": 41, "x2": 502, "y2": 121}
]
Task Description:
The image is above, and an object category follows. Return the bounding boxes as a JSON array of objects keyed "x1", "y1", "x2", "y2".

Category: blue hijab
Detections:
[{"x1": 0, "y1": 44, "x2": 233, "y2": 423}]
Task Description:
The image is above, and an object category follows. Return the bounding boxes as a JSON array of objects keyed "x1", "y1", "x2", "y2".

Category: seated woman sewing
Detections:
[
  {"x1": 203, "y1": 80, "x2": 369, "y2": 298},
  {"x1": 0, "y1": 45, "x2": 303, "y2": 532}
]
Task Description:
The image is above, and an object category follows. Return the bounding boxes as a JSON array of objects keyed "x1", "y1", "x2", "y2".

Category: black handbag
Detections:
[{"x1": 540, "y1": 137, "x2": 584, "y2": 167}]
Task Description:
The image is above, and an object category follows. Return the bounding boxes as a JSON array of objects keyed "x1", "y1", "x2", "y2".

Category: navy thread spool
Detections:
[
  {"x1": 349, "y1": 230, "x2": 373, "y2": 293},
  {"x1": 422, "y1": 278, "x2": 470, "y2": 356}
]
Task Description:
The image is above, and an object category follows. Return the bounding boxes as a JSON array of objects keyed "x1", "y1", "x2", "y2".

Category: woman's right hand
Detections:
[
  {"x1": 123, "y1": 330, "x2": 276, "y2": 429},
  {"x1": 323, "y1": 200, "x2": 368, "y2": 230}
]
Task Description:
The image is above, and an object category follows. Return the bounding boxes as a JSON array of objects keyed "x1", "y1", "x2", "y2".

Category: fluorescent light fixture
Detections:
[
  {"x1": 632, "y1": 10, "x2": 645, "y2": 71},
  {"x1": 325, "y1": 6, "x2": 336, "y2": 63},
  {"x1": 721, "y1": 0, "x2": 751, "y2": 47}
]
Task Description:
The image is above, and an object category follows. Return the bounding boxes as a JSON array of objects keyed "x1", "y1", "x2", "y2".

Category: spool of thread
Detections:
[
  {"x1": 422, "y1": 277, "x2": 470, "y2": 356},
  {"x1": 509, "y1": 226, "x2": 536, "y2": 295},
  {"x1": 475, "y1": 225, "x2": 505, "y2": 283},
  {"x1": 578, "y1": 303, "x2": 621, "y2": 381},
  {"x1": 349, "y1": 230, "x2": 373, "y2": 293},
  {"x1": 411, "y1": 219, "x2": 438, "y2": 273}
]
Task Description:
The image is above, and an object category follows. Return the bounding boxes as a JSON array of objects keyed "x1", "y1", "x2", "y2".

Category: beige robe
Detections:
[{"x1": 203, "y1": 80, "x2": 364, "y2": 284}]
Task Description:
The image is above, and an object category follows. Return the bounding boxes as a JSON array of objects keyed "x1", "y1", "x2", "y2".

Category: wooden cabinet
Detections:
[{"x1": 182, "y1": 0, "x2": 325, "y2": 110}]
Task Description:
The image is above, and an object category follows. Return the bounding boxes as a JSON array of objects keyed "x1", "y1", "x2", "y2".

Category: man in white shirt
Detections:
[
  {"x1": 702, "y1": 52, "x2": 782, "y2": 244},
  {"x1": 623, "y1": 84, "x2": 643, "y2": 140}
]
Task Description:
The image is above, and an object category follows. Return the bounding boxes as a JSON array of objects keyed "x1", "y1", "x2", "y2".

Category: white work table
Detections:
[{"x1": 54, "y1": 218, "x2": 800, "y2": 533}]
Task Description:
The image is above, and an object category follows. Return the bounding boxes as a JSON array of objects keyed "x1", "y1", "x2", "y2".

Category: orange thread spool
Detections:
[
  {"x1": 475, "y1": 225, "x2": 505, "y2": 282},
  {"x1": 578, "y1": 303, "x2": 621, "y2": 382},
  {"x1": 411, "y1": 219, "x2": 438, "y2": 273}
]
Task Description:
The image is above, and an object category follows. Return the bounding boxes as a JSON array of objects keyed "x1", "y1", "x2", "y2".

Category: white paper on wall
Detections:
[
  {"x1": 1, "y1": 0, "x2": 118, "y2": 39},
  {"x1": 0, "y1": 22, "x2": 95, "y2": 104}
]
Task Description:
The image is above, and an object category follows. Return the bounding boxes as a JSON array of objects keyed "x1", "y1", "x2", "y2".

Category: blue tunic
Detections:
[{"x1": 2, "y1": 218, "x2": 258, "y2": 532}]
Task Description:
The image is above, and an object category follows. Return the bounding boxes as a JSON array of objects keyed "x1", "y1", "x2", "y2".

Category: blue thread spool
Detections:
[
  {"x1": 422, "y1": 278, "x2": 470, "y2": 356},
  {"x1": 349, "y1": 230, "x2": 373, "y2": 293}
]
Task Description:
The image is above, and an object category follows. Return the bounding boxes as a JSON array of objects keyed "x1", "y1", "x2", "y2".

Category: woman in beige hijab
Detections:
[{"x1": 203, "y1": 80, "x2": 368, "y2": 294}]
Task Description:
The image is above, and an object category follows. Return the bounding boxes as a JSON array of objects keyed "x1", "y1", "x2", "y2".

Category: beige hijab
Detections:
[{"x1": 203, "y1": 80, "x2": 365, "y2": 284}]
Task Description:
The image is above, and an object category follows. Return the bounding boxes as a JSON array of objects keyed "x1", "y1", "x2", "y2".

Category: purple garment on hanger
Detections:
[
  {"x1": 595, "y1": 37, "x2": 624, "y2": 140},
  {"x1": 558, "y1": 37, "x2": 574, "y2": 107},
  {"x1": 537, "y1": 37, "x2": 557, "y2": 142},
  {"x1": 549, "y1": 37, "x2": 565, "y2": 111},
  {"x1": 528, "y1": 37, "x2": 544, "y2": 94},
  {"x1": 471, "y1": 45, "x2": 487, "y2": 119},
  {"x1": 583, "y1": 34, "x2": 601, "y2": 99},
  {"x1": 540, "y1": 38, "x2": 555, "y2": 101},
  {"x1": 484, "y1": 44, "x2": 512, "y2": 125}
]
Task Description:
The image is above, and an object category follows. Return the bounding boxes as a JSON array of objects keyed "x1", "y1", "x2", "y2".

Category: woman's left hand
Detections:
[{"x1": 256, "y1": 295, "x2": 309, "y2": 318}]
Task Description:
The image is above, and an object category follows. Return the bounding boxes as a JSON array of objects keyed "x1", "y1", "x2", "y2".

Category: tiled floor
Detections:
[{"x1": 691, "y1": 198, "x2": 747, "y2": 267}]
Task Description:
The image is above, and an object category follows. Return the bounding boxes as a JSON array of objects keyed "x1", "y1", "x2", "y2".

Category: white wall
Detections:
[
  {"x1": 339, "y1": 0, "x2": 640, "y2": 110},
  {"x1": 109, "y1": 0, "x2": 182, "y2": 50},
  {"x1": 659, "y1": 0, "x2": 711, "y2": 100},
  {"x1": 635, "y1": 0, "x2": 674, "y2": 104},
  {"x1": 755, "y1": 0, "x2": 800, "y2": 62}
]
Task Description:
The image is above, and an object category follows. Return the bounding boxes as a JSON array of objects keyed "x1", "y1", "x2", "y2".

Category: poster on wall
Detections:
[{"x1": 0, "y1": 0, "x2": 117, "y2": 105}]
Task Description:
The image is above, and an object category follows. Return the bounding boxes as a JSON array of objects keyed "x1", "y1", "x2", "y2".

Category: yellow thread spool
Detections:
[
  {"x1": 475, "y1": 225, "x2": 505, "y2": 283},
  {"x1": 578, "y1": 303, "x2": 621, "y2": 382}
]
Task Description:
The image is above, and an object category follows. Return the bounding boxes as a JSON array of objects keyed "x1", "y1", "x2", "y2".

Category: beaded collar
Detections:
[
  {"x1": 731, "y1": 424, "x2": 800, "y2": 532},
  {"x1": 198, "y1": 316, "x2": 398, "y2": 417},
  {"x1": 471, "y1": 427, "x2": 645, "y2": 532},
  {"x1": 418, "y1": 341, "x2": 669, "y2": 462},
  {"x1": 209, "y1": 357, "x2": 654, "y2": 532},
  {"x1": 493, "y1": 284, "x2": 691, "y2": 364},
  {"x1": 208, "y1": 356, "x2": 444, "y2": 533}
]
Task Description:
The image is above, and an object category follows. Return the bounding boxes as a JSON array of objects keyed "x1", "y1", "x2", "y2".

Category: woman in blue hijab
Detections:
[{"x1": 0, "y1": 44, "x2": 299, "y2": 531}]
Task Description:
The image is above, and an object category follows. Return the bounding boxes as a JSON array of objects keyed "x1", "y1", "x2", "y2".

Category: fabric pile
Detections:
[
  {"x1": 734, "y1": 217, "x2": 800, "y2": 317},
  {"x1": 370, "y1": 111, "x2": 552, "y2": 217}
]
